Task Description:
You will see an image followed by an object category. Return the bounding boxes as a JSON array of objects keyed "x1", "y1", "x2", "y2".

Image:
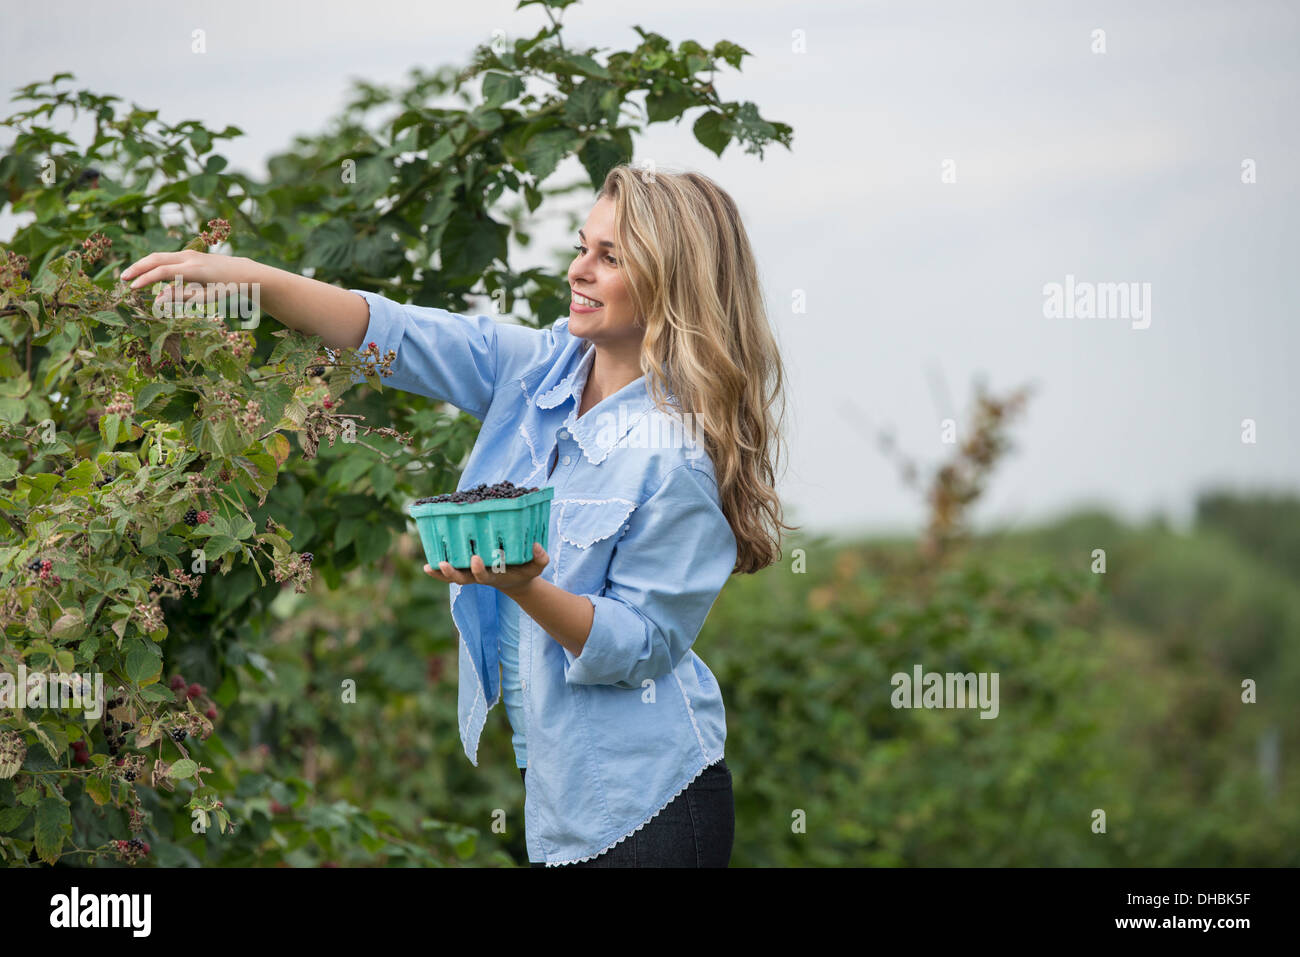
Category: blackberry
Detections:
[
  {"x1": 309, "y1": 366, "x2": 325, "y2": 376},
  {"x1": 414, "y1": 480, "x2": 540, "y2": 506},
  {"x1": 301, "y1": 552, "x2": 313, "y2": 564},
  {"x1": 183, "y1": 507, "x2": 199, "y2": 528},
  {"x1": 125, "y1": 770, "x2": 137, "y2": 782},
  {"x1": 169, "y1": 728, "x2": 187, "y2": 742},
  {"x1": 27, "y1": 559, "x2": 42, "y2": 572}
]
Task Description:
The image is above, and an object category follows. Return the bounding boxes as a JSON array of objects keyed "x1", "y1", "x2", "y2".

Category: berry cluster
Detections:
[
  {"x1": 0, "y1": 731, "x2": 27, "y2": 778},
  {"x1": 223, "y1": 329, "x2": 254, "y2": 361},
  {"x1": 309, "y1": 365, "x2": 325, "y2": 377},
  {"x1": 122, "y1": 337, "x2": 174, "y2": 376},
  {"x1": 184, "y1": 471, "x2": 219, "y2": 495},
  {"x1": 81, "y1": 232, "x2": 112, "y2": 265},
  {"x1": 103, "y1": 390, "x2": 134, "y2": 416},
  {"x1": 270, "y1": 551, "x2": 314, "y2": 594},
  {"x1": 202, "y1": 381, "x2": 265, "y2": 433},
  {"x1": 169, "y1": 674, "x2": 218, "y2": 720},
  {"x1": 110, "y1": 838, "x2": 150, "y2": 864},
  {"x1": 347, "y1": 340, "x2": 397, "y2": 380},
  {"x1": 199, "y1": 218, "x2": 231, "y2": 246},
  {"x1": 1, "y1": 250, "x2": 30, "y2": 288},
  {"x1": 103, "y1": 694, "x2": 133, "y2": 757},
  {"x1": 151, "y1": 569, "x2": 203, "y2": 600},
  {"x1": 26, "y1": 557, "x2": 61, "y2": 587},
  {"x1": 183, "y1": 508, "x2": 212, "y2": 528},
  {"x1": 71, "y1": 738, "x2": 91, "y2": 765},
  {"x1": 415, "y1": 481, "x2": 540, "y2": 505},
  {"x1": 133, "y1": 600, "x2": 164, "y2": 633}
]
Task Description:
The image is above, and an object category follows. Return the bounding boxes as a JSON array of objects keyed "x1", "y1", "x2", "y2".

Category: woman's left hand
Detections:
[{"x1": 424, "y1": 542, "x2": 550, "y2": 595}]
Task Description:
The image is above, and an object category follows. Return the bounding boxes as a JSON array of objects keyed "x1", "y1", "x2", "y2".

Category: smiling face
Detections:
[{"x1": 566, "y1": 195, "x2": 643, "y2": 348}]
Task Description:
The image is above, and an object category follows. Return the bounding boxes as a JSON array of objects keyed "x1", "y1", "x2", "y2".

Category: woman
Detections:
[{"x1": 121, "y1": 164, "x2": 792, "y2": 867}]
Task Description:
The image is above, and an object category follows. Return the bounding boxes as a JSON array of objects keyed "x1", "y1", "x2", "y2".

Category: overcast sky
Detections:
[{"x1": 3, "y1": 0, "x2": 1297, "y2": 540}]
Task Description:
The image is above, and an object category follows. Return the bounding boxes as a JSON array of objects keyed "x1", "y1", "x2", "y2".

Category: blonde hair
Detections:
[{"x1": 598, "y1": 164, "x2": 796, "y2": 574}]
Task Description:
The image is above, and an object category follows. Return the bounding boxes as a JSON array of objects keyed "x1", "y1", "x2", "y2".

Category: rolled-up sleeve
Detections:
[
  {"x1": 563, "y1": 464, "x2": 737, "y2": 688},
  {"x1": 345, "y1": 289, "x2": 549, "y2": 420}
]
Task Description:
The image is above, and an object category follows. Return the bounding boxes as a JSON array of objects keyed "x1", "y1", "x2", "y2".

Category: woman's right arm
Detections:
[{"x1": 120, "y1": 251, "x2": 370, "y2": 352}]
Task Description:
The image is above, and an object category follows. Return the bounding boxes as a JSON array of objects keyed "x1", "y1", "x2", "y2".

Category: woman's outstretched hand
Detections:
[
  {"x1": 119, "y1": 250, "x2": 252, "y2": 308},
  {"x1": 424, "y1": 542, "x2": 550, "y2": 596}
]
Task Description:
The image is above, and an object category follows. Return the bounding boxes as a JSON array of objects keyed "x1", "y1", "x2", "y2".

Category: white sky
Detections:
[{"x1": 3, "y1": 0, "x2": 1297, "y2": 540}]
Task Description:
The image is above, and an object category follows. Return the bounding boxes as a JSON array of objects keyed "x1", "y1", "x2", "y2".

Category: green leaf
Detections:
[
  {"x1": 99, "y1": 413, "x2": 121, "y2": 449},
  {"x1": 482, "y1": 72, "x2": 524, "y2": 110},
  {"x1": 560, "y1": 52, "x2": 611, "y2": 79},
  {"x1": 327, "y1": 453, "x2": 376, "y2": 487},
  {"x1": 125, "y1": 645, "x2": 162, "y2": 685},
  {"x1": 28, "y1": 721, "x2": 63, "y2": 761},
  {"x1": 335, "y1": 517, "x2": 364, "y2": 550},
  {"x1": 202, "y1": 534, "x2": 237, "y2": 556},
  {"x1": 522, "y1": 128, "x2": 579, "y2": 184},
  {"x1": 0, "y1": 805, "x2": 30, "y2": 832},
  {"x1": 0, "y1": 397, "x2": 27, "y2": 428},
  {"x1": 693, "y1": 110, "x2": 730, "y2": 157},
  {"x1": 302, "y1": 220, "x2": 356, "y2": 273},
  {"x1": 34, "y1": 798, "x2": 71, "y2": 864},
  {"x1": 168, "y1": 759, "x2": 198, "y2": 779},
  {"x1": 355, "y1": 524, "x2": 390, "y2": 565},
  {"x1": 85, "y1": 774, "x2": 112, "y2": 806},
  {"x1": 646, "y1": 85, "x2": 694, "y2": 123},
  {"x1": 579, "y1": 136, "x2": 626, "y2": 190},
  {"x1": 49, "y1": 609, "x2": 85, "y2": 641},
  {"x1": 135, "y1": 382, "x2": 176, "y2": 412},
  {"x1": 370, "y1": 461, "x2": 397, "y2": 497},
  {"x1": 91, "y1": 309, "x2": 127, "y2": 328}
]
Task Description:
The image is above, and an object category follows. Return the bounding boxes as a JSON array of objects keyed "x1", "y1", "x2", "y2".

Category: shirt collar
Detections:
[{"x1": 527, "y1": 342, "x2": 675, "y2": 466}]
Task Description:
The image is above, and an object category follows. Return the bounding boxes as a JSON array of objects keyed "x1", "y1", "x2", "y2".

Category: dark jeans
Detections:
[{"x1": 521, "y1": 759, "x2": 734, "y2": 867}]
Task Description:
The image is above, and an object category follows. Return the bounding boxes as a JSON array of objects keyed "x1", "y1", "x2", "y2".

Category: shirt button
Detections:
[
  {"x1": 558, "y1": 429, "x2": 569, "y2": 439},
  {"x1": 561, "y1": 455, "x2": 571, "y2": 465},
  {"x1": 521, "y1": 680, "x2": 527, "y2": 690}
]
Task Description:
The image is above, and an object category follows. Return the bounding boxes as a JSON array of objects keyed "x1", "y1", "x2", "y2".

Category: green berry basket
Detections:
[{"x1": 407, "y1": 486, "x2": 554, "y2": 570}]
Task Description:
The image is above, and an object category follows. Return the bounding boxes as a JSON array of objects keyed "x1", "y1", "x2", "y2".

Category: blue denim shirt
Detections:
[{"x1": 348, "y1": 290, "x2": 736, "y2": 866}]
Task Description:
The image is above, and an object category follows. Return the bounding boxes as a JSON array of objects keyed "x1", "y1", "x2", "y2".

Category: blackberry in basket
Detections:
[{"x1": 408, "y1": 481, "x2": 552, "y2": 570}]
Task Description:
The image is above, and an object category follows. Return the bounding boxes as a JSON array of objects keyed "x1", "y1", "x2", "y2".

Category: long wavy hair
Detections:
[{"x1": 597, "y1": 164, "x2": 796, "y2": 574}]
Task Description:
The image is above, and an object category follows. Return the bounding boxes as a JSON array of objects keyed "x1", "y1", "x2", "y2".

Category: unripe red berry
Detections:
[
  {"x1": 74, "y1": 751, "x2": 90, "y2": 765},
  {"x1": 205, "y1": 706, "x2": 218, "y2": 719},
  {"x1": 169, "y1": 674, "x2": 186, "y2": 691},
  {"x1": 187, "y1": 683, "x2": 204, "y2": 699}
]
